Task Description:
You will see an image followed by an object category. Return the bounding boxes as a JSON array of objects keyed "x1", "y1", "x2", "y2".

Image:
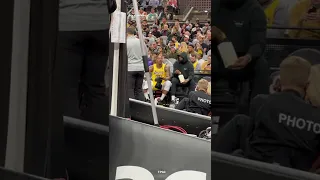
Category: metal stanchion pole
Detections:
[{"x1": 132, "y1": 0, "x2": 159, "y2": 125}]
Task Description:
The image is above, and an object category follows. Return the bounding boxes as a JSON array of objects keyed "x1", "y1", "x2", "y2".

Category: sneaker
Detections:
[
  {"x1": 157, "y1": 99, "x2": 165, "y2": 106},
  {"x1": 169, "y1": 100, "x2": 176, "y2": 108}
]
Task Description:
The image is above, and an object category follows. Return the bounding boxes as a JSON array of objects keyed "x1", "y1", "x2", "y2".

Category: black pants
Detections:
[
  {"x1": 212, "y1": 114, "x2": 254, "y2": 154},
  {"x1": 127, "y1": 71, "x2": 144, "y2": 101},
  {"x1": 170, "y1": 77, "x2": 195, "y2": 96},
  {"x1": 175, "y1": 98, "x2": 189, "y2": 110},
  {"x1": 213, "y1": 56, "x2": 270, "y2": 99},
  {"x1": 55, "y1": 30, "x2": 109, "y2": 125}
]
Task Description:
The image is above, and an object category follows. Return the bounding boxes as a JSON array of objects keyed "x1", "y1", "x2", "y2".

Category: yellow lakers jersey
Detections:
[
  {"x1": 264, "y1": 0, "x2": 280, "y2": 26},
  {"x1": 152, "y1": 64, "x2": 166, "y2": 83}
]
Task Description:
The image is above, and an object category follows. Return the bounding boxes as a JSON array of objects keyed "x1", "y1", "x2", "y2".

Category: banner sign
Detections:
[{"x1": 109, "y1": 116, "x2": 211, "y2": 180}]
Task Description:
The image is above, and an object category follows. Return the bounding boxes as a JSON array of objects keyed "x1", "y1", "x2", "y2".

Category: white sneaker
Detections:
[
  {"x1": 169, "y1": 100, "x2": 176, "y2": 108},
  {"x1": 154, "y1": 97, "x2": 160, "y2": 105}
]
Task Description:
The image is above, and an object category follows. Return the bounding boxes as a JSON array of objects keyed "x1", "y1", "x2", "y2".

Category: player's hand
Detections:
[{"x1": 229, "y1": 55, "x2": 251, "y2": 69}]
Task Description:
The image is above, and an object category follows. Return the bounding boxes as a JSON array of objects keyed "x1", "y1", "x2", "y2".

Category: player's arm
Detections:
[
  {"x1": 164, "y1": 64, "x2": 170, "y2": 80},
  {"x1": 149, "y1": 65, "x2": 154, "y2": 73}
]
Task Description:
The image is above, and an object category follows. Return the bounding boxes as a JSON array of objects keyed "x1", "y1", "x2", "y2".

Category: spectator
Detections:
[
  {"x1": 170, "y1": 52, "x2": 195, "y2": 105},
  {"x1": 258, "y1": 0, "x2": 289, "y2": 38},
  {"x1": 139, "y1": 7, "x2": 147, "y2": 20},
  {"x1": 175, "y1": 79, "x2": 211, "y2": 116},
  {"x1": 212, "y1": 56, "x2": 320, "y2": 171},
  {"x1": 195, "y1": 42, "x2": 204, "y2": 55},
  {"x1": 178, "y1": 42, "x2": 188, "y2": 53},
  {"x1": 201, "y1": 55, "x2": 211, "y2": 74},
  {"x1": 127, "y1": 27, "x2": 144, "y2": 100},
  {"x1": 147, "y1": 8, "x2": 158, "y2": 21},
  {"x1": 149, "y1": 0, "x2": 160, "y2": 7},
  {"x1": 288, "y1": 0, "x2": 320, "y2": 39},
  {"x1": 187, "y1": 44, "x2": 197, "y2": 56},
  {"x1": 167, "y1": 0, "x2": 178, "y2": 8},
  {"x1": 171, "y1": 36, "x2": 180, "y2": 48},
  {"x1": 197, "y1": 53, "x2": 205, "y2": 67},
  {"x1": 152, "y1": 26, "x2": 162, "y2": 38},
  {"x1": 199, "y1": 35, "x2": 209, "y2": 54},
  {"x1": 167, "y1": 46, "x2": 179, "y2": 59},
  {"x1": 160, "y1": 17, "x2": 168, "y2": 29},
  {"x1": 127, "y1": 10, "x2": 136, "y2": 22},
  {"x1": 190, "y1": 53, "x2": 201, "y2": 71},
  {"x1": 161, "y1": 24, "x2": 171, "y2": 36}
]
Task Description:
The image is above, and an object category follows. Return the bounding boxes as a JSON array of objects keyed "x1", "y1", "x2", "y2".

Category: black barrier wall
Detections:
[
  {"x1": 211, "y1": 151, "x2": 320, "y2": 180},
  {"x1": 63, "y1": 116, "x2": 109, "y2": 180},
  {"x1": 0, "y1": 167, "x2": 50, "y2": 180},
  {"x1": 109, "y1": 116, "x2": 211, "y2": 180},
  {"x1": 129, "y1": 99, "x2": 211, "y2": 135}
]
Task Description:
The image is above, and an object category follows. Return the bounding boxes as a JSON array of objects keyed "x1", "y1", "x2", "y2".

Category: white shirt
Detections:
[{"x1": 127, "y1": 36, "x2": 144, "y2": 71}]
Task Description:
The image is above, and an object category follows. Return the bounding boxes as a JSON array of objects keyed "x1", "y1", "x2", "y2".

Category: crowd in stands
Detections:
[
  {"x1": 260, "y1": 0, "x2": 320, "y2": 39},
  {"x1": 126, "y1": 3, "x2": 212, "y2": 116}
]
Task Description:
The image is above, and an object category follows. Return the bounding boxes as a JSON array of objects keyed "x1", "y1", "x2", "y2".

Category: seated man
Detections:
[
  {"x1": 170, "y1": 52, "x2": 195, "y2": 105},
  {"x1": 175, "y1": 79, "x2": 211, "y2": 116},
  {"x1": 143, "y1": 55, "x2": 172, "y2": 105},
  {"x1": 190, "y1": 53, "x2": 201, "y2": 71},
  {"x1": 213, "y1": 56, "x2": 320, "y2": 171}
]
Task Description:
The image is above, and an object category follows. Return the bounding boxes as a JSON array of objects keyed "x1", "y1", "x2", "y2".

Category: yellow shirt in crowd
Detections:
[{"x1": 288, "y1": 0, "x2": 320, "y2": 39}]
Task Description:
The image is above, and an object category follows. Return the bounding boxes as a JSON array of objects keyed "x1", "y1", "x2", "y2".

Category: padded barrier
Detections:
[
  {"x1": 63, "y1": 116, "x2": 109, "y2": 180},
  {"x1": 109, "y1": 115, "x2": 211, "y2": 180},
  {"x1": 211, "y1": 151, "x2": 320, "y2": 180},
  {"x1": 0, "y1": 166, "x2": 49, "y2": 180},
  {"x1": 129, "y1": 98, "x2": 212, "y2": 135}
]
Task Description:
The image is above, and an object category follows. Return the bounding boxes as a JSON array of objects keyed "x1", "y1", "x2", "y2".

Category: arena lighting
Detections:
[
  {"x1": 132, "y1": 0, "x2": 159, "y2": 125},
  {"x1": 204, "y1": 10, "x2": 208, "y2": 12}
]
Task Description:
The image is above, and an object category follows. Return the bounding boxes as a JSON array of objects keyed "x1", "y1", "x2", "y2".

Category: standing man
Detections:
[
  {"x1": 54, "y1": 1, "x2": 116, "y2": 180},
  {"x1": 57, "y1": 0, "x2": 116, "y2": 125},
  {"x1": 212, "y1": 0, "x2": 269, "y2": 99},
  {"x1": 127, "y1": 27, "x2": 145, "y2": 101}
]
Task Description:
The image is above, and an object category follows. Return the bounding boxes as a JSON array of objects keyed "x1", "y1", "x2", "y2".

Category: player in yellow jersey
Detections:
[{"x1": 143, "y1": 54, "x2": 172, "y2": 105}]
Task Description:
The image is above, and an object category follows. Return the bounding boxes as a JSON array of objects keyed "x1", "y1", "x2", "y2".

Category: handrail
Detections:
[
  {"x1": 268, "y1": 25, "x2": 320, "y2": 31},
  {"x1": 182, "y1": 0, "x2": 193, "y2": 16},
  {"x1": 182, "y1": 6, "x2": 194, "y2": 21}
]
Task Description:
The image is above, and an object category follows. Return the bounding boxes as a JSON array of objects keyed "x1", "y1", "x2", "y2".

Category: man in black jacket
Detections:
[
  {"x1": 212, "y1": 0, "x2": 269, "y2": 98},
  {"x1": 212, "y1": 56, "x2": 320, "y2": 171},
  {"x1": 175, "y1": 79, "x2": 211, "y2": 116},
  {"x1": 170, "y1": 52, "x2": 195, "y2": 105}
]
